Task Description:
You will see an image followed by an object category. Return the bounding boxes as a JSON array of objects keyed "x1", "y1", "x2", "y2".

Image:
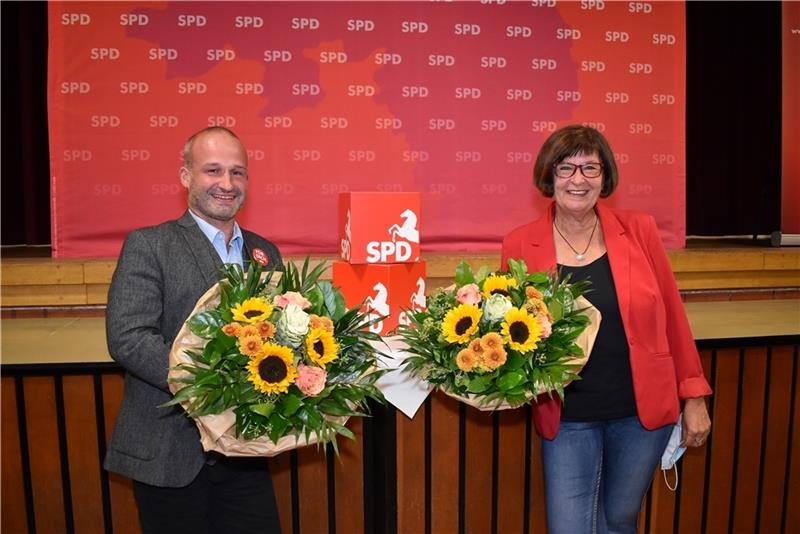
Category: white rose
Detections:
[
  {"x1": 482, "y1": 294, "x2": 512, "y2": 323},
  {"x1": 276, "y1": 304, "x2": 310, "y2": 347}
]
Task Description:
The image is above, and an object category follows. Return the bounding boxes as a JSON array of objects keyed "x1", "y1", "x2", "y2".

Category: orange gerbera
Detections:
[
  {"x1": 481, "y1": 347, "x2": 508, "y2": 370},
  {"x1": 255, "y1": 321, "x2": 276, "y2": 339},
  {"x1": 480, "y1": 332, "x2": 503, "y2": 350},
  {"x1": 238, "y1": 325, "x2": 259, "y2": 339},
  {"x1": 525, "y1": 286, "x2": 544, "y2": 300},
  {"x1": 468, "y1": 338, "x2": 485, "y2": 356},
  {"x1": 309, "y1": 314, "x2": 335, "y2": 333},
  {"x1": 239, "y1": 335, "x2": 263, "y2": 357},
  {"x1": 221, "y1": 323, "x2": 242, "y2": 337},
  {"x1": 456, "y1": 348, "x2": 479, "y2": 372}
]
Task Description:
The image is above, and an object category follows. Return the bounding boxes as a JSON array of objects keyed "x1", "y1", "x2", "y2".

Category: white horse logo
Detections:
[
  {"x1": 388, "y1": 209, "x2": 419, "y2": 244},
  {"x1": 340, "y1": 209, "x2": 352, "y2": 261},
  {"x1": 410, "y1": 277, "x2": 426, "y2": 311},
  {"x1": 364, "y1": 282, "x2": 390, "y2": 334},
  {"x1": 399, "y1": 277, "x2": 427, "y2": 326}
]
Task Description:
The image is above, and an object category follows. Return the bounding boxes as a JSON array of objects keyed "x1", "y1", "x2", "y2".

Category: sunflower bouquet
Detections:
[
  {"x1": 166, "y1": 258, "x2": 385, "y2": 455},
  {"x1": 395, "y1": 259, "x2": 600, "y2": 410}
]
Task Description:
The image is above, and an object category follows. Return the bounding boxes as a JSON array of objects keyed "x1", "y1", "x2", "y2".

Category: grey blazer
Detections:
[{"x1": 103, "y1": 211, "x2": 283, "y2": 487}]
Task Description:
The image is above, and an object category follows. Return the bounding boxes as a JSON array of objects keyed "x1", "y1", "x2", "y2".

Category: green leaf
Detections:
[
  {"x1": 549, "y1": 299, "x2": 563, "y2": 323},
  {"x1": 455, "y1": 261, "x2": 475, "y2": 286},
  {"x1": 466, "y1": 375, "x2": 492, "y2": 393},
  {"x1": 503, "y1": 352, "x2": 526, "y2": 371},
  {"x1": 280, "y1": 394, "x2": 303, "y2": 417},
  {"x1": 250, "y1": 403, "x2": 275, "y2": 418},
  {"x1": 319, "y1": 398, "x2": 356, "y2": 417},
  {"x1": 497, "y1": 371, "x2": 525, "y2": 391},
  {"x1": 187, "y1": 310, "x2": 224, "y2": 338}
]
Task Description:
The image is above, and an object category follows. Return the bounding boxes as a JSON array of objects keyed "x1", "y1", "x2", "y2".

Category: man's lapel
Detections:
[{"x1": 177, "y1": 211, "x2": 224, "y2": 287}]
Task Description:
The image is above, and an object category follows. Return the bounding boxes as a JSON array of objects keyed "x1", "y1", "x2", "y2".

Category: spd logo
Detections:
[{"x1": 366, "y1": 209, "x2": 419, "y2": 263}]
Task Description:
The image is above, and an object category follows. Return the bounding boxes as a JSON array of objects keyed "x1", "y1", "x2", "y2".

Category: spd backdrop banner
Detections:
[{"x1": 48, "y1": 1, "x2": 686, "y2": 257}]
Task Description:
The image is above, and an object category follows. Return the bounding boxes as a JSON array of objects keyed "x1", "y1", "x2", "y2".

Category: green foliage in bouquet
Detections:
[
  {"x1": 396, "y1": 259, "x2": 592, "y2": 407},
  {"x1": 165, "y1": 258, "x2": 385, "y2": 453}
]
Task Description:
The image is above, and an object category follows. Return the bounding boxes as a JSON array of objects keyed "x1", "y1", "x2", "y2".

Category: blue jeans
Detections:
[{"x1": 541, "y1": 416, "x2": 672, "y2": 534}]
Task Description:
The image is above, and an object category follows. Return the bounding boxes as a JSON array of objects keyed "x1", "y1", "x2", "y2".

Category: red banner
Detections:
[{"x1": 48, "y1": 1, "x2": 686, "y2": 257}]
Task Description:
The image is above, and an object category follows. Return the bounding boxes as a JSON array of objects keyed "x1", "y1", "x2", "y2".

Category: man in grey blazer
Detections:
[{"x1": 105, "y1": 126, "x2": 283, "y2": 533}]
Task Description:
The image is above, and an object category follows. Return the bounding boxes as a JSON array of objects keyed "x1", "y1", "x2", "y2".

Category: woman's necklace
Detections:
[{"x1": 553, "y1": 215, "x2": 598, "y2": 262}]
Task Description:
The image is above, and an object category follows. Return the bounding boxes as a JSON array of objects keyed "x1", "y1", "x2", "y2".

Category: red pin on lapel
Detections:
[{"x1": 252, "y1": 248, "x2": 269, "y2": 266}]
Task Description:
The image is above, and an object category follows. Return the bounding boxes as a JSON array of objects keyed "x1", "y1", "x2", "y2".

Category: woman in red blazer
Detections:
[{"x1": 502, "y1": 125, "x2": 711, "y2": 534}]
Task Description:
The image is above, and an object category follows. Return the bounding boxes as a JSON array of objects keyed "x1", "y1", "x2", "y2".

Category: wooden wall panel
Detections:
[
  {"x1": 101, "y1": 373, "x2": 141, "y2": 534},
  {"x1": 295, "y1": 445, "x2": 329, "y2": 533},
  {"x1": 528, "y1": 424, "x2": 547, "y2": 534},
  {"x1": 63, "y1": 375, "x2": 105, "y2": 534},
  {"x1": 1, "y1": 376, "x2": 29, "y2": 533},
  {"x1": 496, "y1": 409, "x2": 527, "y2": 534},
  {"x1": 334, "y1": 418, "x2": 364, "y2": 534},
  {"x1": 758, "y1": 345, "x2": 795, "y2": 533},
  {"x1": 784, "y1": 349, "x2": 800, "y2": 534},
  {"x1": 23, "y1": 377, "x2": 67, "y2": 534},
  {"x1": 704, "y1": 349, "x2": 740, "y2": 533},
  {"x1": 396, "y1": 406, "x2": 426, "y2": 534},
  {"x1": 268, "y1": 451, "x2": 294, "y2": 533},
  {"x1": 429, "y1": 393, "x2": 460, "y2": 534},
  {"x1": 463, "y1": 409, "x2": 493, "y2": 533},
  {"x1": 731, "y1": 348, "x2": 768, "y2": 533},
  {"x1": 3, "y1": 340, "x2": 800, "y2": 534},
  {"x1": 674, "y1": 350, "x2": 713, "y2": 534}
]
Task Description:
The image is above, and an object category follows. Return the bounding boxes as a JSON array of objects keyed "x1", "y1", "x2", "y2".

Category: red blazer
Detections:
[{"x1": 501, "y1": 202, "x2": 712, "y2": 440}]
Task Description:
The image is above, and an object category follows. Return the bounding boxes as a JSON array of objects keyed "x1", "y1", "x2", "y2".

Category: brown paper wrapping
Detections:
[
  {"x1": 168, "y1": 275, "x2": 343, "y2": 457},
  {"x1": 442, "y1": 295, "x2": 602, "y2": 411}
]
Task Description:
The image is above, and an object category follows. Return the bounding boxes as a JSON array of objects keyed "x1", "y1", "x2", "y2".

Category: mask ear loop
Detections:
[{"x1": 663, "y1": 464, "x2": 678, "y2": 491}]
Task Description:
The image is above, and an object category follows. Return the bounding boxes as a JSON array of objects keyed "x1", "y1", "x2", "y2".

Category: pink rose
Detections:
[
  {"x1": 456, "y1": 283, "x2": 481, "y2": 305},
  {"x1": 537, "y1": 315, "x2": 552, "y2": 339},
  {"x1": 296, "y1": 364, "x2": 327, "y2": 396},
  {"x1": 274, "y1": 291, "x2": 312, "y2": 310}
]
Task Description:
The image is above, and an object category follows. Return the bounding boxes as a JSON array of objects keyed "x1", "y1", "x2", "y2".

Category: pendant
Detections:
[{"x1": 575, "y1": 253, "x2": 585, "y2": 261}]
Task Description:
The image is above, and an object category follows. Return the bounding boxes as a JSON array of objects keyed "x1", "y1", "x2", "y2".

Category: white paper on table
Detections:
[{"x1": 370, "y1": 336, "x2": 433, "y2": 419}]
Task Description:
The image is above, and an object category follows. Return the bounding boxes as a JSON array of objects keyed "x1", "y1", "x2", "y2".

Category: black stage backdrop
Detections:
[{"x1": 1, "y1": 1, "x2": 782, "y2": 247}]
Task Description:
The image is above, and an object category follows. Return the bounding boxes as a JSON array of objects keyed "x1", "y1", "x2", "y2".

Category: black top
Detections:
[{"x1": 558, "y1": 254, "x2": 637, "y2": 421}]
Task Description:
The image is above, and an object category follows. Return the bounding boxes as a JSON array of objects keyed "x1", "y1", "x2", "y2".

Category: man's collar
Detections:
[{"x1": 187, "y1": 209, "x2": 242, "y2": 244}]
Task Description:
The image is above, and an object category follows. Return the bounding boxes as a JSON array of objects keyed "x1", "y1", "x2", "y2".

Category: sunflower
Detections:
[
  {"x1": 232, "y1": 297, "x2": 274, "y2": 324},
  {"x1": 501, "y1": 307, "x2": 541, "y2": 353},
  {"x1": 247, "y1": 343, "x2": 297, "y2": 395},
  {"x1": 305, "y1": 328, "x2": 339, "y2": 367},
  {"x1": 239, "y1": 334, "x2": 263, "y2": 357},
  {"x1": 456, "y1": 348, "x2": 479, "y2": 372},
  {"x1": 441, "y1": 304, "x2": 481, "y2": 344},
  {"x1": 482, "y1": 275, "x2": 518, "y2": 298},
  {"x1": 255, "y1": 321, "x2": 276, "y2": 339}
]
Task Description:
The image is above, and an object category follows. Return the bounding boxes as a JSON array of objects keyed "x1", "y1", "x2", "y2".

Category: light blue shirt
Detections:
[{"x1": 188, "y1": 210, "x2": 244, "y2": 267}]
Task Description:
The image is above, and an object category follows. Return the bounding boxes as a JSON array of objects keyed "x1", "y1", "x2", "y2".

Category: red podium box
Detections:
[
  {"x1": 333, "y1": 260, "x2": 427, "y2": 336},
  {"x1": 339, "y1": 192, "x2": 421, "y2": 264}
]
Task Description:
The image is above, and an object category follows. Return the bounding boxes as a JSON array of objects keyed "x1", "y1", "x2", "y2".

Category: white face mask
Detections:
[{"x1": 661, "y1": 414, "x2": 685, "y2": 491}]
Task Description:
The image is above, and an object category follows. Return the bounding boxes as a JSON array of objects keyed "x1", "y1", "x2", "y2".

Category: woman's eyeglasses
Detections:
[{"x1": 553, "y1": 162, "x2": 603, "y2": 179}]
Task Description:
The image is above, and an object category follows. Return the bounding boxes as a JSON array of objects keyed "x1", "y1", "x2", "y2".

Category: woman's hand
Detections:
[{"x1": 682, "y1": 397, "x2": 711, "y2": 447}]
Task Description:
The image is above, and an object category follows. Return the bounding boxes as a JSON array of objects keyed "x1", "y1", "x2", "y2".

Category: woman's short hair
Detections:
[{"x1": 532, "y1": 125, "x2": 618, "y2": 198}]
